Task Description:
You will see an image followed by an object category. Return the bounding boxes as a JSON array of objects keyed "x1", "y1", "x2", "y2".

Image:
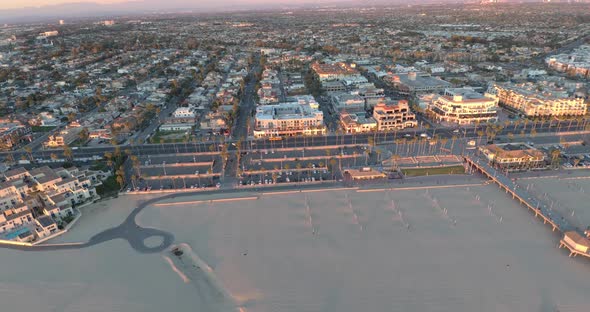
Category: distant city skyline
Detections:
[
  {"x1": 1, "y1": 0, "x2": 320, "y2": 11},
  {"x1": 1, "y1": 0, "x2": 127, "y2": 10}
]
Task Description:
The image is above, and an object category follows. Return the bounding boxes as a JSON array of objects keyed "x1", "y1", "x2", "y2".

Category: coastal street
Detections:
[{"x1": 4, "y1": 118, "x2": 589, "y2": 164}]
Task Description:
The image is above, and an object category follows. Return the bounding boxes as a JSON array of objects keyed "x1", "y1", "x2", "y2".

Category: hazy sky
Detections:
[
  {"x1": 1, "y1": 0, "x2": 128, "y2": 10},
  {"x1": 0, "y1": 0, "x2": 308, "y2": 10}
]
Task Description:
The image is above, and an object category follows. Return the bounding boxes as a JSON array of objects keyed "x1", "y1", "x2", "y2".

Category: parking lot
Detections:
[
  {"x1": 240, "y1": 168, "x2": 333, "y2": 186},
  {"x1": 126, "y1": 151, "x2": 224, "y2": 191}
]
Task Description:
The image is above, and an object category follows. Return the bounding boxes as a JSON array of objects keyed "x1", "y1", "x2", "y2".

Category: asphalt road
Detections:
[{"x1": 3, "y1": 118, "x2": 589, "y2": 164}]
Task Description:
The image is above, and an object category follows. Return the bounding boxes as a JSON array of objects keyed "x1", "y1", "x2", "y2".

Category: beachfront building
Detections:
[
  {"x1": 560, "y1": 231, "x2": 590, "y2": 258},
  {"x1": 339, "y1": 112, "x2": 377, "y2": 134},
  {"x1": 34, "y1": 215, "x2": 58, "y2": 238},
  {"x1": 0, "y1": 166, "x2": 104, "y2": 242},
  {"x1": 0, "y1": 182, "x2": 21, "y2": 211},
  {"x1": 479, "y1": 143, "x2": 546, "y2": 171},
  {"x1": 427, "y1": 88, "x2": 499, "y2": 125},
  {"x1": 372, "y1": 100, "x2": 418, "y2": 131},
  {"x1": 253, "y1": 102, "x2": 326, "y2": 138},
  {"x1": 488, "y1": 82, "x2": 587, "y2": 117},
  {"x1": 343, "y1": 168, "x2": 386, "y2": 181},
  {"x1": 386, "y1": 72, "x2": 452, "y2": 96},
  {"x1": 0, "y1": 204, "x2": 34, "y2": 235}
]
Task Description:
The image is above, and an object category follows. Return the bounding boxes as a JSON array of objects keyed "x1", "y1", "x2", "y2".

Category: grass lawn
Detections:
[
  {"x1": 31, "y1": 126, "x2": 56, "y2": 132},
  {"x1": 402, "y1": 165, "x2": 466, "y2": 177},
  {"x1": 149, "y1": 130, "x2": 194, "y2": 143}
]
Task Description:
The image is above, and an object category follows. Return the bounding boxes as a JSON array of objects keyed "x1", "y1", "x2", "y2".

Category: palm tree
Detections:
[
  {"x1": 439, "y1": 137, "x2": 448, "y2": 154},
  {"x1": 450, "y1": 135, "x2": 457, "y2": 153},
  {"x1": 573, "y1": 157, "x2": 581, "y2": 168},
  {"x1": 550, "y1": 149, "x2": 561, "y2": 169},
  {"x1": 207, "y1": 168, "x2": 213, "y2": 185},
  {"x1": 131, "y1": 175, "x2": 137, "y2": 190},
  {"x1": 50, "y1": 153, "x2": 58, "y2": 161},
  {"x1": 367, "y1": 136, "x2": 375, "y2": 153},
  {"x1": 116, "y1": 175, "x2": 125, "y2": 190},
  {"x1": 63, "y1": 145, "x2": 73, "y2": 161},
  {"x1": 296, "y1": 162, "x2": 302, "y2": 181},
  {"x1": 24, "y1": 146, "x2": 33, "y2": 161},
  {"x1": 329, "y1": 158, "x2": 337, "y2": 179},
  {"x1": 394, "y1": 138, "x2": 403, "y2": 155},
  {"x1": 512, "y1": 119, "x2": 520, "y2": 132},
  {"x1": 391, "y1": 154, "x2": 401, "y2": 172}
]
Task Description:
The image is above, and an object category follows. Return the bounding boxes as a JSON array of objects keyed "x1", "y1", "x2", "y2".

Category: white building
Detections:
[
  {"x1": 172, "y1": 107, "x2": 196, "y2": 118},
  {"x1": 254, "y1": 102, "x2": 326, "y2": 138},
  {"x1": 427, "y1": 88, "x2": 499, "y2": 125}
]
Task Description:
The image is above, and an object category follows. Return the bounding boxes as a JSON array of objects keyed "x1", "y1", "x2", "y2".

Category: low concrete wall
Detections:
[
  {"x1": 141, "y1": 162, "x2": 213, "y2": 169},
  {"x1": 0, "y1": 208, "x2": 84, "y2": 247},
  {"x1": 144, "y1": 173, "x2": 220, "y2": 180},
  {"x1": 33, "y1": 208, "x2": 83, "y2": 245},
  {"x1": 252, "y1": 154, "x2": 361, "y2": 163},
  {"x1": 238, "y1": 179, "x2": 336, "y2": 189},
  {"x1": 124, "y1": 186, "x2": 218, "y2": 195},
  {"x1": 0, "y1": 239, "x2": 32, "y2": 247}
]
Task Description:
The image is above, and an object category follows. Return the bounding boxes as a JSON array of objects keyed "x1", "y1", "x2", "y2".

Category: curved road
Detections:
[{"x1": 0, "y1": 194, "x2": 183, "y2": 253}]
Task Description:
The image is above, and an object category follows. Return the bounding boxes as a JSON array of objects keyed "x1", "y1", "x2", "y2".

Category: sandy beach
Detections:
[
  {"x1": 1, "y1": 177, "x2": 590, "y2": 311},
  {"x1": 521, "y1": 172, "x2": 590, "y2": 230}
]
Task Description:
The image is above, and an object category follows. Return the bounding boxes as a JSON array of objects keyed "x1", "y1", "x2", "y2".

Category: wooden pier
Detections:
[
  {"x1": 464, "y1": 155, "x2": 590, "y2": 260},
  {"x1": 464, "y1": 155, "x2": 571, "y2": 232}
]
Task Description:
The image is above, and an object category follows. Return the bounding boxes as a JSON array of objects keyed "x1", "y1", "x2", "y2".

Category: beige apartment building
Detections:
[
  {"x1": 339, "y1": 112, "x2": 377, "y2": 133},
  {"x1": 489, "y1": 83, "x2": 587, "y2": 117},
  {"x1": 372, "y1": 100, "x2": 417, "y2": 131},
  {"x1": 311, "y1": 62, "x2": 360, "y2": 82},
  {"x1": 479, "y1": 143, "x2": 547, "y2": 172}
]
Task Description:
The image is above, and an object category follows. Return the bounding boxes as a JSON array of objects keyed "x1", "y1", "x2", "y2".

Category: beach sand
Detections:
[
  {"x1": 522, "y1": 174, "x2": 590, "y2": 230},
  {"x1": 0, "y1": 240, "x2": 199, "y2": 312},
  {"x1": 138, "y1": 183, "x2": 590, "y2": 312},
  {"x1": 1, "y1": 180, "x2": 590, "y2": 311}
]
